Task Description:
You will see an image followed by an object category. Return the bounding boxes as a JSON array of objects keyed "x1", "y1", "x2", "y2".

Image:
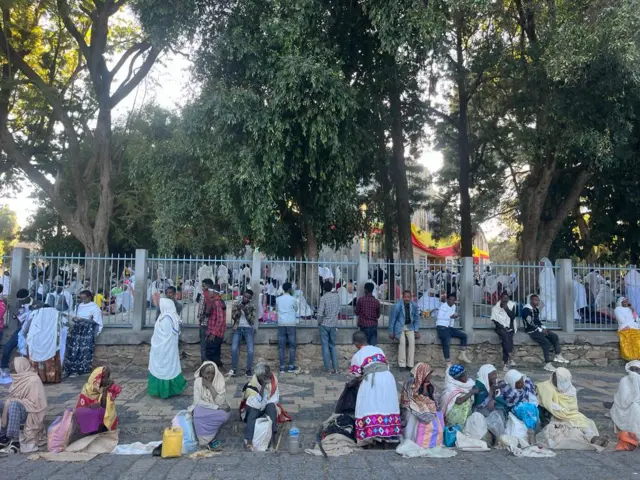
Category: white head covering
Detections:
[
  {"x1": 626, "y1": 360, "x2": 640, "y2": 374},
  {"x1": 504, "y1": 369, "x2": 524, "y2": 389},
  {"x1": 159, "y1": 298, "x2": 181, "y2": 334},
  {"x1": 554, "y1": 367, "x2": 576, "y2": 397},
  {"x1": 617, "y1": 296, "x2": 628, "y2": 308},
  {"x1": 477, "y1": 364, "x2": 497, "y2": 393},
  {"x1": 192, "y1": 361, "x2": 227, "y2": 408}
]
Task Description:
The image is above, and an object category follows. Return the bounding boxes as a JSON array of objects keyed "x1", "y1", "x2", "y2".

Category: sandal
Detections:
[
  {"x1": 244, "y1": 441, "x2": 254, "y2": 452},
  {"x1": 207, "y1": 439, "x2": 221, "y2": 451}
]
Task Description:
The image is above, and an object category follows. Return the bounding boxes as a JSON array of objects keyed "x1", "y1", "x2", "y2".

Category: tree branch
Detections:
[
  {"x1": 110, "y1": 45, "x2": 161, "y2": 108},
  {"x1": 110, "y1": 40, "x2": 151, "y2": 78},
  {"x1": 426, "y1": 105, "x2": 458, "y2": 129},
  {"x1": 56, "y1": 0, "x2": 92, "y2": 62}
]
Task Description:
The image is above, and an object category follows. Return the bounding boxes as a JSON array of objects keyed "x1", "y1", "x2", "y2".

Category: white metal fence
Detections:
[{"x1": 1, "y1": 249, "x2": 635, "y2": 332}]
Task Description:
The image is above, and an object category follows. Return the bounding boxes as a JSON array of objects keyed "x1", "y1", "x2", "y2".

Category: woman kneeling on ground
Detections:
[
  {"x1": 75, "y1": 366, "x2": 121, "y2": 436},
  {"x1": 400, "y1": 362, "x2": 444, "y2": 447},
  {"x1": 190, "y1": 361, "x2": 231, "y2": 450},
  {"x1": 440, "y1": 364, "x2": 478, "y2": 428},
  {"x1": 500, "y1": 369, "x2": 539, "y2": 444}
]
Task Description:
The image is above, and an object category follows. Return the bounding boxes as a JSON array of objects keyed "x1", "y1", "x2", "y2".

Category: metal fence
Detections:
[
  {"x1": 472, "y1": 262, "x2": 559, "y2": 329},
  {"x1": 3, "y1": 249, "x2": 635, "y2": 332},
  {"x1": 571, "y1": 264, "x2": 628, "y2": 331},
  {"x1": 26, "y1": 252, "x2": 136, "y2": 326}
]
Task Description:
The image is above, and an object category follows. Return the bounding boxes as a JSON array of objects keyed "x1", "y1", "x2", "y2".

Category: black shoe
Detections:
[{"x1": 0, "y1": 436, "x2": 9, "y2": 448}]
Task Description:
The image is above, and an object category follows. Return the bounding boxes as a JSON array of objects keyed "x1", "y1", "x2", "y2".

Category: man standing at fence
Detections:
[
  {"x1": 389, "y1": 290, "x2": 420, "y2": 370},
  {"x1": 230, "y1": 289, "x2": 256, "y2": 377},
  {"x1": 317, "y1": 280, "x2": 340, "y2": 373},
  {"x1": 276, "y1": 282, "x2": 300, "y2": 374},
  {"x1": 204, "y1": 284, "x2": 227, "y2": 369},
  {"x1": 355, "y1": 282, "x2": 381, "y2": 346},
  {"x1": 436, "y1": 293, "x2": 471, "y2": 366},
  {"x1": 198, "y1": 278, "x2": 214, "y2": 362}
]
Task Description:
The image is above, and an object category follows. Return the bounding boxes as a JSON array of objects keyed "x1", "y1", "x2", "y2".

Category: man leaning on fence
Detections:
[
  {"x1": 198, "y1": 278, "x2": 215, "y2": 362},
  {"x1": 355, "y1": 282, "x2": 380, "y2": 346},
  {"x1": 317, "y1": 280, "x2": 340, "y2": 373},
  {"x1": 389, "y1": 290, "x2": 420, "y2": 370}
]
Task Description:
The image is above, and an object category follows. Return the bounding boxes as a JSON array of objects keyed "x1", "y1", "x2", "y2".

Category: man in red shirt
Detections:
[
  {"x1": 203, "y1": 285, "x2": 227, "y2": 369},
  {"x1": 355, "y1": 282, "x2": 380, "y2": 346}
]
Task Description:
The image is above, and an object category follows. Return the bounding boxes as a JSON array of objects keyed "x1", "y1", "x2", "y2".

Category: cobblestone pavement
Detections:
[{"x1": 0, "y1": 363, "x2": 637, "y2": 479}]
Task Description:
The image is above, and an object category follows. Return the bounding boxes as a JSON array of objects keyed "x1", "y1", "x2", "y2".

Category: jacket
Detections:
[
  {"x1": 521, "y1": 304, "x2": 544, "y2": 333},
  {"x1": 389, "y1": 301, "x2": 420, "y2": 337}
]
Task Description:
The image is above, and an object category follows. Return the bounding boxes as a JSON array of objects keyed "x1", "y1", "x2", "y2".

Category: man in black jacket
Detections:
[{"x1": 522, "y1": 294, "x2": 569, "y2": 372}]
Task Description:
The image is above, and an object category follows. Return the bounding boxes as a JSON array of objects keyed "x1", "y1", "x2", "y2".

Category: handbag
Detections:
[
  {"x1": 415, "y1": 411, "x2": 445, "y2": 448},
  {"x1": 47, "y1": 408, "x2": 75, "y2": 453}
]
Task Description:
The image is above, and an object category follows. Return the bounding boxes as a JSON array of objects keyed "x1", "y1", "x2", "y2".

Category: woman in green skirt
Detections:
[{"x1": 148, "y1": 298, "x2": 187, "y2": 398}]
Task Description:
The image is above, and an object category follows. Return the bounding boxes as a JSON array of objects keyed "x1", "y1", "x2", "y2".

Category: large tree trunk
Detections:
[
  {"x1": 89, "y1": 109, "x2": 114, "y2": 254},
  {"x1": 378, "y1": 164, "x2": 396, "y2": 302}
]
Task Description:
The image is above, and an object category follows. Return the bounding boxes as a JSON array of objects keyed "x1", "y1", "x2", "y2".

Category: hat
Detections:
[
  {"x1": 449, "y1": 364, "x2": 465, "y2": 379},
  {"x1": 16, "y1": 288, "x2": 29, "y2": 299}
]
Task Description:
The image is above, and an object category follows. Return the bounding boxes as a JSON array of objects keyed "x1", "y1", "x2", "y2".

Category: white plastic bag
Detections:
[
  {"x1": 253, "y1": 417, "x2": 273, "y2": 452},
  {"x1": 505, "y1": 412, "x2": 527, "y2": 441},
  {"x1": 172, "y1": 410, "x2": 198, "y2": 454},
  {"x1": 486, "y1": 411, "x2": 505, "y2": 438},
  {"x1": 463, "y1": 412, "x2": 488, "y2": 440}
]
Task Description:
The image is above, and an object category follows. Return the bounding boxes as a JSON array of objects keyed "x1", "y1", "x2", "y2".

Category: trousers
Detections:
[
  {"x1": 528, "y1": 330, "x2": 561, "y2": 363},
  {"x1": 397, "y1": 329, "x2": 415, "y2": 368}
]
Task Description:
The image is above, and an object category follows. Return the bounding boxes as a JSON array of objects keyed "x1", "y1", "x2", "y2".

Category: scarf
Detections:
[
  {"x1": 501, "y1": 369, "x2": 537, "y2": 408},
  {"x1": 1, "y1": 358, "x2": 47, "y2": 445},
  {"x1": 476, "y1": 364, "x2": 496, "y2": 395},
  {"x1": 76, "y1": 367, "x2": 120, "y2": 430},
  {"x1": 491, "y1": 300, "x2": 517, "y2": 331},
  {"x1": 401, "y1": 363, "x2": 437, "y2": 422},
  {"x1": 439, "y1": 366, "x2": 475, "y2": 414},
  {"x1": 537, "y1": 368, "x2": 592, "y2": 428},
  {"x1": 192, "y1": 361, "x2": 227, "y2": 409}
]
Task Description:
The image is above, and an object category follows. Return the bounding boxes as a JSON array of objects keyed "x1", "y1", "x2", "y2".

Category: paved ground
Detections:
[{"x1": 0, "y1": 363, "x2": 637, "y2": 479}]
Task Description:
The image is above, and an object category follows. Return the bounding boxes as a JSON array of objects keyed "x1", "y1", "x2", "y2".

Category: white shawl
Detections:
[
  {"x1": 148, "y1": 298, "x2": 182, "y2": 380},
  {"x1": 26, "y1": 308, "x2": 60, "y2": 362},
  {"x1": 615, "y1": 297, "x2": 639, "y2": 331},
  {"x1": 190, "y1": 361, "x2": 227, "y2": 411},
  {"x1": 439, "y1": 368, "x2": 475, "y2": 414},
  {"x1": 491, "y1": 300, "x2": 517, "y2": 331},
  {"x1": 477, "y1": 364, "x2": 497, "y2": 394},
  {"x1": 610, "y1": 361, "x2": 640, "y2": 436},
  {"x1": 75, "y1": 301, "x2": 103, "y2": 335}
]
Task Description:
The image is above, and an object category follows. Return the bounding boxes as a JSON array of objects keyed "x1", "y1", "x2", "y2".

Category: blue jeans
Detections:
[
  {"x1": 232, "y1": 327, "x2": 255, "y2": 373},
  {"x1": 359, "y1": 326, "x2": 378, "y2": 346},
  {"x1": 277, "y1": 326, "x2": 297, "y2": 370},
  {"x1": 437, "y1": 326, "x2": 468, "y2": 361},
  {"x1": 319, "y1": 325, "x2": 338, "y2": 371},
  {"x1": 1, "y1": 329, "x2": 20, "y2": 369}
]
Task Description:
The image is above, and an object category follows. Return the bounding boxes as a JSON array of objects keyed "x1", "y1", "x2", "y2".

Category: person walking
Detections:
[
  {"x1": 389, "y1": 290, "x2": 420, "y2": 370},
  {"x1": 230, "y1": 289, "x2": 256, "y2": 378},
  {"x1": 276, "y1": 282, "x2": 300, "y2": 374},
  {"x1": 317, "y1": 281, "x2": 340, "y2": 373},
  {"x1": 355, "y1": 282, "x2": 380, "y2": 346},
  {"x1": 436, "y1": 293, "x2": 471, "y2": 366}
]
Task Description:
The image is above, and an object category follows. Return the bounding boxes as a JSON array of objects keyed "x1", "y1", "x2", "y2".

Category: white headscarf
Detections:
[
  {"x1": 610, "y1": 361, "x2": 640, "y2": 433},
  {"x1": 615, "y1": 297, "x2": 639, "y2": 331},
  {"x1": 504, "y1": 369, "x2": 524, "y2": 389},
  {"x1": 477, "y1": 364, "x2": 497, "y2": 393},
  {"x1": 191, "y1": 361, "x2": 227, "y2": 410},
  {"x1": 554, "y1": 367, "x2": 576, "y2": 397},
  {"x1": 148, "y1": 298, "x2": 183, "y2": 380}
]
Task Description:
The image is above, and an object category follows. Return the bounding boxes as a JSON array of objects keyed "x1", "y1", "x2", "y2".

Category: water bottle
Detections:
[{"x1": 288, "y1": 422, "x2": 300, "y2": 454}]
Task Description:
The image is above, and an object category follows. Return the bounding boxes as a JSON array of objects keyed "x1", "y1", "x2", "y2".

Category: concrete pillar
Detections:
[
  {"x1": 251, "y1": 249, "x2": 262, "y2": 330},
  {"x1": 556, "y1": 258, "x2": 575, "y2": 333},
  {"x1": 9, "y1": 247, "x2": 29, "y2": 317},
  {"x1": 460, "y1": 257, "x2": 474, "y2": 334},
  {"x1": 132, "y1": 249, "x2": 148, "y2": 331}
]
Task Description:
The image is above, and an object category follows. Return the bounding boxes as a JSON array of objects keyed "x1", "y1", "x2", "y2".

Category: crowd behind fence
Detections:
[{"x1": 1, "y1": 248, "x2": 637, "y2": 333}]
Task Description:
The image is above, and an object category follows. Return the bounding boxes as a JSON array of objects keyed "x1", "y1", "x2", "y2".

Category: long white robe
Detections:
[
  {"x1": 148, "y1": 298, "x2": 182, "y2": 380},
  {"x1": 610, "y1": 361, "x2": 640, "y2": 437},
  {"x1": 573, "y1": 279, "x2": 587, "y2": 320},
  {"x1": 625, "y1": 269, "x2": 640, "y2": 312},
  {"x1": 25, "y1": 307, "x2": 60, "y2": 362},
  {"x1": 539, "y1": 258, "x2": 557, "y2": 322}
]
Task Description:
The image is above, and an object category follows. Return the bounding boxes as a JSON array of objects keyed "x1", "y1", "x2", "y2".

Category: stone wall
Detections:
[{"x1": 96, "y1": 338, "x2": 624, "y2": 372}]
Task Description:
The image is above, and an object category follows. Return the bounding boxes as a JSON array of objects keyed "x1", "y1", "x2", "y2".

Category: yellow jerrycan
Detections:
[{"x1": 161, "y1": 427, "x2": 183, "y2": 458}]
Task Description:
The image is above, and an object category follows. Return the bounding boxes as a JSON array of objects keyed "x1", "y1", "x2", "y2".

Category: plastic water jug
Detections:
[
  {"x1": 288, "y1": 422, "x2": 300, "y2": 454},
  {"x1": 162, "y1": 427, "x2": 183, "y2": 458}
]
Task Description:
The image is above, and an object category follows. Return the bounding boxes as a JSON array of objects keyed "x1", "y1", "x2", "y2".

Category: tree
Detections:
[
  {"x1": 0, "y1": 205, "x2": 17, "y2": 257},
  {"x1": 0, "y1": 0, "x2": 173, "y2": 253}
]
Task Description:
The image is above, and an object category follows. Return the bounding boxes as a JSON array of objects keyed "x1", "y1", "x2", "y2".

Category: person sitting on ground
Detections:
[
  {"x1": 400, "y1": 362, "x2": 444, "y2": 448},
  {"x1": 0, "y1": 358, "x2": 47, "y2": 453},
  {"x1": 536, "y1": 367, "x2": 608, "y2": 449},
  {"x1": 473, "y1": 364, "x2": 504, "y2": 416},
  {"x1": 615, "y1": 297, "x2": 640, "y2": 361},
  {"x1": 522, "y1": 294, "x2": 569, "y2": 372},
  {"x1": 190, "y1": 361, "x2": 231, "y2": 450},
  {"x1": 349, "y1": 330, "x2": 401, "y2": 445},
  {"x1": 491, "y1": 292, "x2": 517, "y2": 372},
  {"x1": 436, "y1": 293, "x2": 471, "y2": 366},
  {"x1": 240, "y1": 362, "x2": 284, "y2": 451},
  {"x1": 389, "y1": 290, "x2": 421, "y2": 371},
  {"x1": 500, "y1": 369, "x2": 539, "y2": 443},
  {"x1": 610, "y1": 360, "x2": 640, "y2": 439},
  {"x1": 75, "y1": 366, "x2": 122, "y2": 436},
  {"x1": 439, "y1": 364, "x2": 478, "y2": 427}
]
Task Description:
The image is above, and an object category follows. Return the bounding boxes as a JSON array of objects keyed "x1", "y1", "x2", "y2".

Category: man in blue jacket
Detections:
[{"x1": 389, "y1": 290, "x2": 420, "y2": 370}]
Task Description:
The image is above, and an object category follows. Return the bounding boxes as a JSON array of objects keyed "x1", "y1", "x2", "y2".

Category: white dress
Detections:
[
  {"x1": 626, "y1": 269, "x2": 640, "y2": 312},
  {"x1": 350, "y1": 345, "x2": 401, "y2": 443},
  {"x1": 539, "y1": 257, "x2": 557, "y2": 321},
  {"x1": 573, "y1": 279, "x2": 587, "y2": 320},
  {"x1": 610, "y1": 363, "x2": 640, "y2": 437}
]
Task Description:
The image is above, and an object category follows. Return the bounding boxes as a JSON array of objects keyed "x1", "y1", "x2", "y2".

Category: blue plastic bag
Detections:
[
  {"x1": 171, "y1": 410, "x2": 198, "y2": 454},
  {"x1": 444, "y1": 425, "x2": 461, "y2": 447},
  {"x1": 513, "y1": 402, "x2": 539, "y2": 430}
]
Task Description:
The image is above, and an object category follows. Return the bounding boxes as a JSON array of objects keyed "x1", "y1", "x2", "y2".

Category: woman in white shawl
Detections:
[
  {"x1": 625, "y1": 267, "x2": 640, "y2": 312},
  {"x1": 64, "y1": 289, "x2": 103, "y2": 377},
  {"x1": 539, "y1": 257, "x2": 557, "y2": 321},
  {"x1": 615, "y1": 297, "x2": 640, "y2": 361},
  {"x1": 148, "y1": 298, "x2": 187, "y2": 398},
  {"x1": 189, "y1": 361, "x2": 231, "y2": 449},
  {"x1": 610, "y1": 360, "x2": 640, "y2": 437},
  {"x1": 573, "y1": 274, "x2": 588, "y2": 321},
  {"x1": 439, "y1": 364, "x2": 478, "y2": 427}
]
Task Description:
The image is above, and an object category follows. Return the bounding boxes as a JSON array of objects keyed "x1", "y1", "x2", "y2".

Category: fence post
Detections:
[
  {"x1": 10, "y1": 247, "x2": 29, "y2": 315},
  {"x1": 357, "y1": 251, "x2": 369, "y2": 298},
  {"x1": 556, "y1": 259, "x2": 575, "y2": 333},
  {"x1": 460, "y1": 257, "x2": 474, "y2": 334},
  {"x1": 132, "y1": 249, "x2": 148, "y2": 331},
  {"x1": 251, "y1": 249, "x2": 262, "y2": 330}
]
